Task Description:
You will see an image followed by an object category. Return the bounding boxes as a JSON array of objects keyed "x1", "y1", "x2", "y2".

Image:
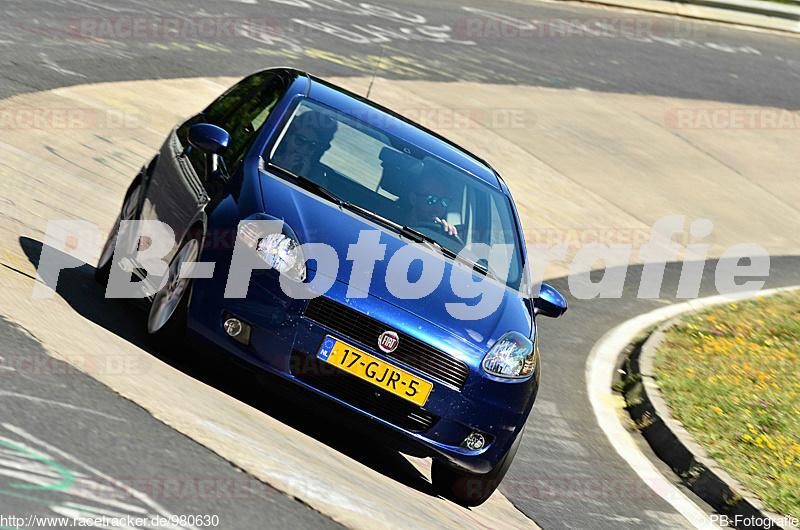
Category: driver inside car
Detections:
[
  {"x1": 272, "y1": 109, "x2": 337, "y2": 182},
  {"x1": 406, "y1": 173, "x2": 459, "y2": 238}
]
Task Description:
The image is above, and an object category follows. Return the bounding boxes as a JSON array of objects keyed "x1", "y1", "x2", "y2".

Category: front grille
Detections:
[
  {"x1": 303, "y1": 297, "x2": 470, "y2": 389},
  {"x1": 290, "y1": 351, "x2": 439, "y2": 433}
]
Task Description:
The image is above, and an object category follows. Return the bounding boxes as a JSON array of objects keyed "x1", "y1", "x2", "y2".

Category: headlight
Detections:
[
  {"x1": 237, "y1": 214, "x2": 307, "y2": 282},
  {"x1": 482, "y1": 331, "x2": 537, "y2": 378}
]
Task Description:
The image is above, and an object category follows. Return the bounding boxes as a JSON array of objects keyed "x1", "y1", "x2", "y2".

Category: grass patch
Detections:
[
  {"x1": 653, "y1": 291, "x2": 800, "y2": 519},
  {"x1": 760, "y1": 0, "x2": 800, "y2": 7}
]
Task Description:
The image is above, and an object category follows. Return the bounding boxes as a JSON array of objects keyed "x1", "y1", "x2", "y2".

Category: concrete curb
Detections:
[
  {"x1": 569, "y1": 0, "x2": 800, "y2": 34},
  {"x1": 620, "y1": 309, "x2": 796, "y2": 529}
]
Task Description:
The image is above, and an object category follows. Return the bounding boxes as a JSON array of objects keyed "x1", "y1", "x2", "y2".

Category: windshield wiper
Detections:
[
  {"x1": 399, "y1": 226, "x2": 455, "y2": 257},
  {"x1": 450, "y1": 250, "x2": 496, "y2": 281},
  {"x1": 465, "y1": 258, "x2": 500, "y2": 282},
  {"x1": 267, "y1": 163, "x2": 346, "y2": 206},
  {"x1": 398, "y1": 226, "x2": 499, "y2": 281},
  {"x1": 340, "y1": 201, "x2": 401, "y2": 231}
]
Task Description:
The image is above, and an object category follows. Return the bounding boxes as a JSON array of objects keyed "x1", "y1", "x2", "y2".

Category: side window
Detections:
[
  {"x1": 210, "y1": 74, "x2": 283, "y2": 169},
  {"x1": 488, "y1": 193, "x2": 521, "y2": 286},
  {"x1": 177, "y1": 72, "x2": 284, "y2": 179}
]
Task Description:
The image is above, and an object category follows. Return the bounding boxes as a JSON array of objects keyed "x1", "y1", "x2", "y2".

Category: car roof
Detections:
[{"x1": 279, "y1": 70, "x2": 503, "y2": 190}]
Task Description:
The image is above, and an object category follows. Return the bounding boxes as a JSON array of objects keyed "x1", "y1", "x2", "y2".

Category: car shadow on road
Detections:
[
  {"x1": 19, "y1": 236, "x2": 437, "y2": 499},
  {"x1": 24, "y1": 235, "x2": 800, "y2": 510}
]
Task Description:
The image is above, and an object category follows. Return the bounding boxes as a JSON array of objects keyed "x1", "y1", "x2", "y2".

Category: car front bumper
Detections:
[{"x1": 187, "y1": 264, "x2": 539, "y2": 474}]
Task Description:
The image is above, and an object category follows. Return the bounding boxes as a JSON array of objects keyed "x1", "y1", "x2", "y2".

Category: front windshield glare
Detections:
[{"x1": 268, "y1": 98, "x2": 524, "y2": 291}]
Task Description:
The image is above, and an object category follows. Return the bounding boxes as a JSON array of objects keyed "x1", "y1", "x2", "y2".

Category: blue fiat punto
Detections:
[{"x1": 96, "y1": 68, "x2": 566, "y2": 506}]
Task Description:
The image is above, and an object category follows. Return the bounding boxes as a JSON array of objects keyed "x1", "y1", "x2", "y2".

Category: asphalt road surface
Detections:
[
  {"x1": 0, "y1": 308, "x2": 345, "y2": 529},
  {"x1": 0, "y1": 0, "x2": 798, "y2": 528},
  {"x1": 0, "y1": 0, "x2": 797, "y2": 108}
]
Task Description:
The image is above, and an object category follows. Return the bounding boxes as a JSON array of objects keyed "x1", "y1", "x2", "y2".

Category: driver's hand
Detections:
[{"x1": 434, "y1": 217, "x2": 458, "y2": 237}]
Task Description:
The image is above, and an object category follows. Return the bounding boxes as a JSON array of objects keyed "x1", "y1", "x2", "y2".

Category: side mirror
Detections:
[
  {"x1": 188, "y1": 123, "x2": 230, "y2": 155},
  {"x1": 533, "y1": 283, "x2": 567, "y2": 318},
  {"x1": 188, "y1": 123, "x2": 231, "y2": 181}
]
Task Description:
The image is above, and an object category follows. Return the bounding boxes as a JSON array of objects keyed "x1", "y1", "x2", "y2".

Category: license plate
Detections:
[{"x1": 317, "y1": 336, "x2": 433, "y2": 407}]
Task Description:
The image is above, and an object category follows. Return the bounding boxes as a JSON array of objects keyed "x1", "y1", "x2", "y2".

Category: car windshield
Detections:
[{"x1": 267, "y1": 98, "x2": 525, "y2": 291}]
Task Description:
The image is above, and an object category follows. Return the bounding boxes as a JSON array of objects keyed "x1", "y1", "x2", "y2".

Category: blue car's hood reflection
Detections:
[{"x1": 260, "y1": 172, "x2": 533, "y2": 354}]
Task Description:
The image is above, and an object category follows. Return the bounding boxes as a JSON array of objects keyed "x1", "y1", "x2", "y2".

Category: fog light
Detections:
[
  {"x1": 224, "y1": 318, "x2": 243, "y2": 337},
  {"x1": 463, "y1": 432, "x2": 486, "y2": 451},
  {"x1": 222, "y1": 312, "x2": 252, "y2": 346}
]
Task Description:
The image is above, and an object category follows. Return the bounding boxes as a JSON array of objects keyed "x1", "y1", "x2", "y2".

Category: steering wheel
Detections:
[{"x1": 412, "y1": 221, "x2": 465, "y2": 247}]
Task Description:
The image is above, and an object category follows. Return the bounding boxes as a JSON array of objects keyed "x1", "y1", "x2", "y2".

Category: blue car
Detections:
[{"x1": 96, "y1": 68, "x2": 566, "y2": 506}]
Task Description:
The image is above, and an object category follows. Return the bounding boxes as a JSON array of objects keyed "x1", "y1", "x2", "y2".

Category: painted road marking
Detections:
[
  {"x1": 0, "y1": 392, "x2": 125, "y2": 422},
  {"x1": 0, "y1": 423, "x2": 198, "y2": 529},
  {"x1": 586, "y1": 285, "x2": 800, "y2": 529},
  {"x1": 0, "y1": 357, "x2": 13, "y2": 373}
]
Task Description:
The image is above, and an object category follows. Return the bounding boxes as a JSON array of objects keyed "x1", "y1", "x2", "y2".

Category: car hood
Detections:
[{"x1": 260, "y1": 172, "x2": 533, "y2": 353}]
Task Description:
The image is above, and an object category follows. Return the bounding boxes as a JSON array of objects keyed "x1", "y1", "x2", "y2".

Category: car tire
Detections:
[
  {"x1": 95, "y1": 182, "x2": 141, "y2": 287},
  {"x1": 146, "y1": 228, "x2": 202, "y2": 340},
  {"x1": 431, "y1": 426, "x2": 525, "y2": 507}
]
